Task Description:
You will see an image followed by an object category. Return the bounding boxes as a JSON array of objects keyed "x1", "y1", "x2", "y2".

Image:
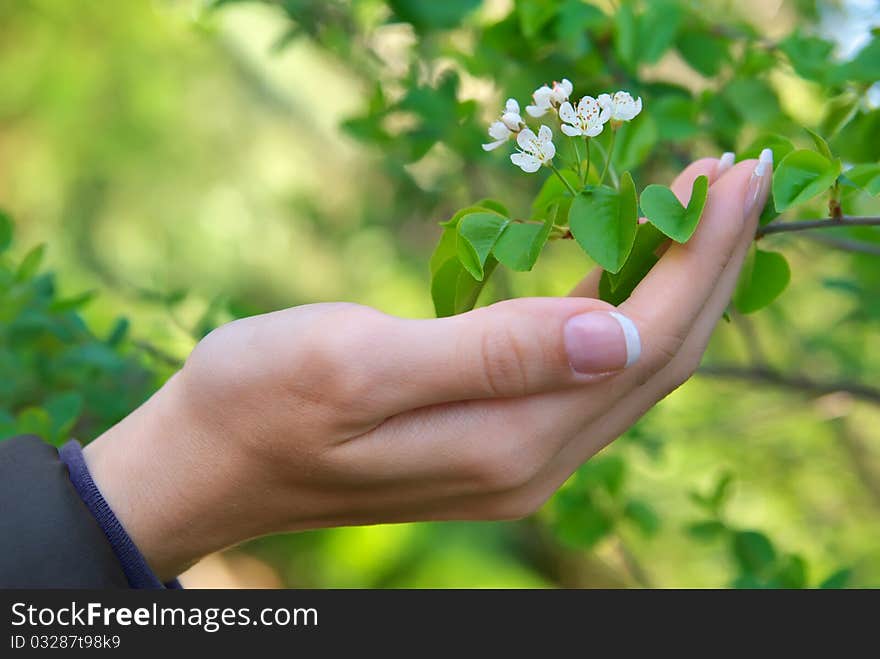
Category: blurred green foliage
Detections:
[{"x1": 1, "y1": 0, "x2": 878, "y2": 587}]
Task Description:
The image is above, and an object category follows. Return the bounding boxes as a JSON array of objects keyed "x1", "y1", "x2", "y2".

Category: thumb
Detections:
[{"x1": 361, "y1": 297, "x2": 642, "y2": 412}]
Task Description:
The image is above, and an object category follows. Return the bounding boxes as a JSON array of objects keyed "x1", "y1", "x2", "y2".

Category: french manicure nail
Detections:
[
  {"x1": 564, "y1": 311, "x2": 641, "y2": 375},
  {"x1": 716, "y1": 151, "x2": 735, "y2": 178},
  {"x1": 744, "y1": 148, "x2": 773, "y2": 217}
]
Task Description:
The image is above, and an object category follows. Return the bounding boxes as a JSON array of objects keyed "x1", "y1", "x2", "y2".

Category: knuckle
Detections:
[
  {"x1": 297, "y1": 304, "x2": 386, "y2": 407},
  {"x1": 477, "y1": 324, "x2": 531, "y2": 398},
  {"x1": 461, "y1": 441, "x2": 543, "y2": 494}
]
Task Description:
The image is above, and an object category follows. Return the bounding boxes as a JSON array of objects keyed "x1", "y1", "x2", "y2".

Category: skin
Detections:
[{"x1": 84, "y1": 157, "x2": 769, "y2": 581}]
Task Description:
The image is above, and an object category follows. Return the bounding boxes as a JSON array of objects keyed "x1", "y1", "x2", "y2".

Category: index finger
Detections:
[{"x1": 619, "y1": 152, "x2": 771, "y2": 375}]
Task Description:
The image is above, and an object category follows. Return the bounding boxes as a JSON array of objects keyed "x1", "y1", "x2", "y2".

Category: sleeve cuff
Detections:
[{"x1": 59, "y1": 440, "x2": 182, "y2": 590}]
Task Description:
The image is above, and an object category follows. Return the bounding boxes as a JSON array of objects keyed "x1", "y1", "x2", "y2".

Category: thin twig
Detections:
[
  {"x1": 797, "y1": 234, "x2": 880, "y2": 257},
  {"x1": 697, "y1": 364, "x2": 880, "y2": 406},
  {"x1": 757, "y1": 216, "x2": 880, "y2": 237},
  {"x1": 615, "y1": 536, "x2": 652, "y2": 589}
]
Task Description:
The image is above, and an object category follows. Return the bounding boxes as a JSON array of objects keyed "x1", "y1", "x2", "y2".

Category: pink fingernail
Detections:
[
  {"x1": 716, "y1": 152, "x2": 735, "y2": 178},
  {"x1": 564, "y1": 311, "x2": 641, "y2": 375}
]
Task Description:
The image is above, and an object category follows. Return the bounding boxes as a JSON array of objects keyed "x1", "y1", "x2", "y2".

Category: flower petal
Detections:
[
  {"x1": 561, "y1": 124, "x2": 583, "y2": 137},
  {"x1": 511, "y1": 152, "x2": 542, "y2": 173},
  {"x1": 558, "y1": 101, "x2": 576, "y2": 124},
  {"x1": 584, "y1": 124, "x2": 604, "y2": 137},
  {"x1": 501, "y1": 112, "x2": 522, "y2": 131},
  {"x1": 517, "y1": 127, "x2": 537, "y2": 150},
  {"x1": 632, "y1": 96, "x2": 643, "y2": 117},
  {"x1": 488, "y1": 121, "x2": 509, "y2": 140},
  {"x1": 525, "y1": 104, "x2": 546, "y2": 118},
  {"x1": 505, "y1": 98, "x2": 520, "y2": 114},
  {"x1": 559, "y1": 78, "x2": 573, "y2": 97},
  {"x1": 542, "y1": 139, "x2": 556, "y2": 161},
  {"x1": 537, "y1": 125, "x2": 553, "y2": 144},
  {"x1": 482, "y1": 138, "x2": 508, "y2": 151}
]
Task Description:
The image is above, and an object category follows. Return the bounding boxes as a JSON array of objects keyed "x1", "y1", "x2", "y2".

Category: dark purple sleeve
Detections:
[{"x1": 59, "y1": 439, "x2": 182, "y2": 589}]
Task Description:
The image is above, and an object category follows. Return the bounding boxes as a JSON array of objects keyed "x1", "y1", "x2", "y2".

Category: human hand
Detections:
[{"x1": 84, "y1": 152, "x2": 771, "y2": 581}]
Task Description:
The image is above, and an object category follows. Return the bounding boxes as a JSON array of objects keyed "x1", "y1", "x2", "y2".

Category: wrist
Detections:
[{"x1": 82, "y1": 372, "x2": 257, "y2": 581}]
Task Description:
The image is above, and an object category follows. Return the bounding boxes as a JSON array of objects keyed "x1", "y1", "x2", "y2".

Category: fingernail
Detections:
[
  {"x1": 564, "y1": 311, "x2": 641, "y2": 375},
  {"x1": 744, "y1": 148, "x2": 773, "y2": 217},
  {"x1": 715, "y1": 152, "x2": 735, "y2": 178}
]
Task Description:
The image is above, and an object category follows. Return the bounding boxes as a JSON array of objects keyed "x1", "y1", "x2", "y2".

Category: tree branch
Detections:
[
  {"x1": 796, "y1": 233, "x2": 880, "y2": 256},
  {"x1": 697, "y1": 364, "x2": 880, "y2": 406},
  {"x1": 757, "y1": 216, "x2": 880, "y2": 237}
]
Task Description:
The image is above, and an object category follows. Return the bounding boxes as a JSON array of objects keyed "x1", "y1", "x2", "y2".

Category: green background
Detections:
[{"x1": 1, "y1": 0, "x2": 878, "y2": 588}]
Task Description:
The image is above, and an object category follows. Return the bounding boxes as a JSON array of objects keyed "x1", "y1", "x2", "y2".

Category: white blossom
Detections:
[
  {"x1": 559, "y1": 96, "x2": 609, "y2": 137},
  {"x1": 500, "y1": 98, "x2": 523, "y2": 131},
  {"x1": 597, "y1": 91, "x2": 643, "y2": 122},
  {"x1": 482, "y1": 98, "x2": 524, "y2": 151},
  {"x1": 526, "y1": 79, "x2": 573, "y2": 117},
  {"x1": 510, "y1": 125, "x2": 556, "y2": 173}
]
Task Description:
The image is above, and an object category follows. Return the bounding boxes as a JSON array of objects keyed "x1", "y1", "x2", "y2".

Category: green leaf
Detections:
[
  {"x1": 678, "y1": 29, "x2": 729, "y2": 76},
  {"x1": 493, "y1": 218, "x2": 553, "y2": 272},
  {"x1": 516, "y1": 0, "x2": 557, "y2": 39},
  {"x1": 473, "y1": 198, "x2": 509, "y2": 216},
  {"x1": 554, "y1": 0, "x2": 604, "y2": 57},
  {"x1": 456, "y1": 212, "x2": 509, "y2": 280},
  {"x1": 599, "y1": 223, "x2": 665, "y2": 305},
  {"x1": 722, "y1": 78, "x2": 780, "y2": 126},
  {"x1": 805, "y1": 128, "x2": 833, "y2": 160},
  {"x1": 833, "y1": 35, "x2": 880, "y2": 83},
  {"x1": 738, "y1": 134, "x2": 794, "y2": 167},
  {"x1": 554, "y1": 502, "x2": 614, "y2": 549},
  {"x1": 45, "y1": 392, "x2": 84, "y2": 444},
  {"x1": 773, "y1": 554, "x2": 808, "y2": 589},
  {"x1": 710, "y1": 471, "x2": 734, "y2": 510},
  {"x1": 819, "y1": 92, "x2": 860, "y2": 139},
  {"x1": 779, "y1": 31, "x2": 834, "y2": 82},
  {"x1": 580, "y1": 455, "x2": 626, "y2": 498},
  {"x1": 107, "y1": 318, "x2": 130, "y2": 347},
  {"x1": 432, "y1": 205, "x2": 500, "y2": 276},
  {"x1": 640, "y1": 175, "x2": 708, "y2": 243},
  {"x1": 16, "y1": 406, "x2": 52, "y2": 440},
  {"x1": 784, "y1": 152, "x2": 842, "y2": 202},
  {"x1": 638, "y1": 1, "x2": 681, "y2": 63},
  {"x1": 819, "y1": 568, "x2": 851, "y2": 589},
  {"x1": 15, "y1": 244, "x2": 46, "y2": 282},
  {"x1": 50, "y1": 290, "x2": 96, "y2": 313},
  {"x1": 623, "y1": 500, "x2": 660, "y2": 536},
  {"x1": 389, "y1": 0, "x2": 480, "y2": 31},
  {"x1": 431, "y1": 256, "x2": 494, "y2": 318},
  {"x1": 613, "y1": 1, "x2": 638, "y2": 68},
  {"x1": 772, "y1": 149, "x2": 841, "y2": 211},
  {"x1": 687, "y1": 520, "x2": 727, "y2": 541},
  {"x1": 733, "y1": 531, "x2": 777, "y2": 575},
  {"x1": 832, "y1": 109, "x2": 880, "y2": 163},
  {"x1": 733, "y1": 248, "x2": 790, "y2": 314},
  {"x1": 611, "y1": 115, "x2": 658, "y2": 171},
  {"x1": 758, "y1": 193, "x2": 779, "y2": 226},
  {"x1": 844, "y1": 164, "x2": 880, "y2": 196},
  {"x1": 652, "y1": 95, "x2": 699, "y2": 141},
  {"x1": 0, "y1": 209, "x2": 12, "y2": 253},
  {"x1": 569, "y1": 175, "x2": 637, "y2": 274}
]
